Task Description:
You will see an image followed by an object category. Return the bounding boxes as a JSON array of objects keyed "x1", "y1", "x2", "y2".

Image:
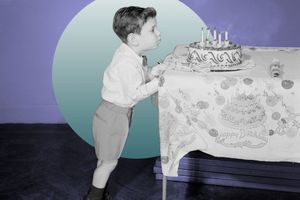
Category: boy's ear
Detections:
[{"x1": 127, "y1": 33, "x2": 139, "y2": 46}]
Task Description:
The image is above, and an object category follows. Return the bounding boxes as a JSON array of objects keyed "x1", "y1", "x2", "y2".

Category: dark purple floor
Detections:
[{"x1": 1, "y1": 124, "x2": 300, "y2": 200}]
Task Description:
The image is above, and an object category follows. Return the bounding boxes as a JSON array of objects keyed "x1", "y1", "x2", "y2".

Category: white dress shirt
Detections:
[{"x1": 101, "y1": 43, "x2": 159, "y2": 108}]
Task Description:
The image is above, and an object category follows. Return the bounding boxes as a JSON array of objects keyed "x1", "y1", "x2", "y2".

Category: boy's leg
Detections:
[
  {"x1": 84, "y1": 160, "x2": 118, "y2": 200},
  {"x1": 85, "y1": 101, "x2": 131, "y2": 199},
  {"x1": 92, "y1": 160, "x2": 118, "y2": 188}
]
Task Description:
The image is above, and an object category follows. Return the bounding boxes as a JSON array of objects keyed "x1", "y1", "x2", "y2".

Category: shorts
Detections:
[{"x1": 92, "y1": 100, "x2": 133, "y2": 161}]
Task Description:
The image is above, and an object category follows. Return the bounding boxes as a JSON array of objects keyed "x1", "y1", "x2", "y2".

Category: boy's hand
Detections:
[
  {"x1": 158, "y1": 75, "x2": 165, "y2": 87},
  {"x1": 173, "y1": 45, "x2": 188, "y2": 57},
  {"x1": 151, "y1": 63, "x2": 167, "y2": 77}
]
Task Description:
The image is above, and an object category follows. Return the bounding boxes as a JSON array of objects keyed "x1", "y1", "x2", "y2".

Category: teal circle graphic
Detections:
[{"x1": 52, "y1": 0, "x2": 207, "y2": 158}]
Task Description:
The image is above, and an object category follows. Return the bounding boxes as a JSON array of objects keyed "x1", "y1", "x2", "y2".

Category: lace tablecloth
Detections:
[{"x1": 158, "y1": 47, "x2": 300, "y2": 176}]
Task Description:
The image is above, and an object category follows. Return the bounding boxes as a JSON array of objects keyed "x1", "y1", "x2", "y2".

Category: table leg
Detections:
[{"x1": 162, "y1": 175, "x2": 167, "y2": 200}]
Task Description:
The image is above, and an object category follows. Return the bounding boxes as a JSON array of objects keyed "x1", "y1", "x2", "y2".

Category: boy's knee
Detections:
[{"x1": 101, "y1": 160, "x2": 118, "y2": 170}]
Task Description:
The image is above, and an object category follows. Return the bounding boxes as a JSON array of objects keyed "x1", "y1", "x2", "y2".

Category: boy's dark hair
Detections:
[{"x1": 113, "y1": 6, "x2": 156, "y2": 43}]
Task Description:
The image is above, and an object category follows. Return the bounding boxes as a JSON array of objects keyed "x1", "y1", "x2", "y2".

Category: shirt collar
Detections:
[{"x1": 120, "y1": 43, "x2": 144, "y2": 66}]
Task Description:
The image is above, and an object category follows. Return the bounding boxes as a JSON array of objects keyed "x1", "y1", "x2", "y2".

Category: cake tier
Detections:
[{"x1": 187, "y1": 42, "x2": 242, "y2": 70}]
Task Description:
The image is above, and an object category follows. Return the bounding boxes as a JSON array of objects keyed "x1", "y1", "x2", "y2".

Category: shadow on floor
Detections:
[{"x1": 1, "y1": 124, "x2": 300, "y2": 200}]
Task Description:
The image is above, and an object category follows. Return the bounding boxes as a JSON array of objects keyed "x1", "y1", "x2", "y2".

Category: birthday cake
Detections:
[
  {"x1": 187, "y1": 29, "x2": 243, "y2": 71},
  {"x1": 220, "y1": 94, "x2": 266, "y2": 129}
]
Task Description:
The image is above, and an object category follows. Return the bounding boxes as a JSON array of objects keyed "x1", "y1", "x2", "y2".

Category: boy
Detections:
[{"x1": 84, "y1": 6, "x2": 165, "y2": 200}]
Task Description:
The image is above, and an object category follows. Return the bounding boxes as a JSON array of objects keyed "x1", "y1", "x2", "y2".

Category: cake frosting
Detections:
[{"x1": 187, "y1": 42, "x2": 242, "y2": 71}]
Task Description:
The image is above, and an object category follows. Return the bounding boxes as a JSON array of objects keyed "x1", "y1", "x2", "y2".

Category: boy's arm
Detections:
[
  {"x1": 118, "y1": 62, "x2": 160, "y2": 102},
  {"x1": 143, "y1": 66, "x2": 154, "y2": 82}
]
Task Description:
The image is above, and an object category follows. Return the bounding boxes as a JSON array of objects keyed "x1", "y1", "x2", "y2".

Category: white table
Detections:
[{"x1": 158, "y1": 47, "x2": 300, "y2": 199}]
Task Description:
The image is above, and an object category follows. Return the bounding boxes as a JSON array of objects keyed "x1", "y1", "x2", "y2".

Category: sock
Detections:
[{"x1": 92, "y1": 160, "x2": 118, "y2": 188}]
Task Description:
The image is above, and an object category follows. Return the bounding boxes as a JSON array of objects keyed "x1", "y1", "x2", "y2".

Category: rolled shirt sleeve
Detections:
[
  {"x1": 118, "y1": 62, "x2": 159, "y2": 102},
  {"x1": 102, "y1": 58, "x2": 159, "y2": 107}
]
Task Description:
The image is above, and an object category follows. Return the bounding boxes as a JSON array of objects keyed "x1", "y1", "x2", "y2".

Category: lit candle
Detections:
[
  {"x1": 225, "y1": 31, "x2": 228, "y2": 41},
  {"x1": 218, "y1": 33, "x2": 222, "y2": 45},
  {"x1": 213, "y1": 29, "x2": 217, "y2": 40},
  {"x1": 201, "y1": 28, "x2": 204, "y2": 42}
]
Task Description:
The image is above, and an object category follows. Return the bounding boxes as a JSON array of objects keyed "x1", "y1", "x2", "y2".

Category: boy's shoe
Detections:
[
  {"x1": 104, "y1": 191, "x2": 112, "y2": 200},
  {"x1": 83, "y1": 185, "x2": 105, "y2": 200}
]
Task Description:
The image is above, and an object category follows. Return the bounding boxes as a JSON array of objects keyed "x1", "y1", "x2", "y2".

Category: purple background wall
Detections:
[
  {"x1": 0, "y1": 0, "x2": 300, "y2": 123},
  {"x1": 0, "y1": 0, "x2": 93, "y2": 123}
]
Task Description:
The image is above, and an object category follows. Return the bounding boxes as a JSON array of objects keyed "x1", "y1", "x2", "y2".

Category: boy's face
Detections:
[{"x1": 136, "y1": 17, "x2": 161, "y2": 51}]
